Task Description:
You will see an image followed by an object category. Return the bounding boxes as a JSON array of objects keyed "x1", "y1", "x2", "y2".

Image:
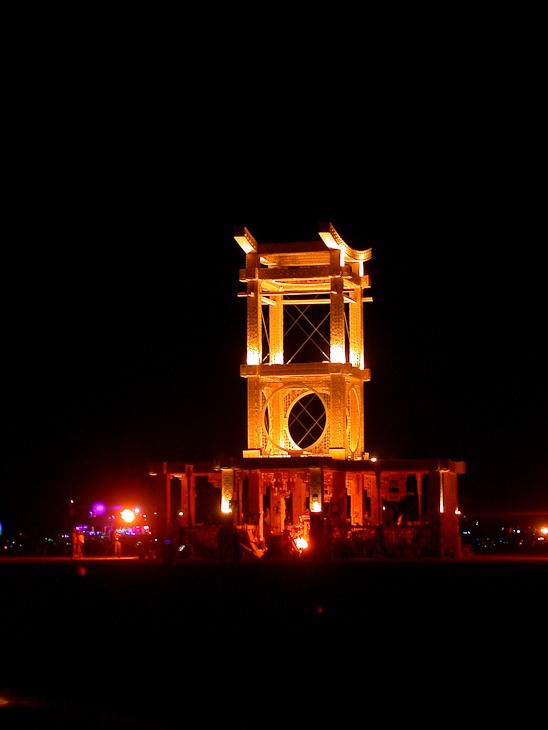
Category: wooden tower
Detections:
[{"x1": 236, "y1": 222, "x2": 372, "y2": 460}]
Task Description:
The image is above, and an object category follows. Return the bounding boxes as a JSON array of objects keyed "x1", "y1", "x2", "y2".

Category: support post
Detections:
[
  {"x1": 441, "y1": 471, "x2": 460, "y2": 557},
  {"x1": 180, "y1": 472, "x2": 189, "y2": 527},
  {"x1": 329, "y1": 373, "x2": 346, "y2": 455},
  {"x1": 330, "y1": 469, "x2": 347, "y2": 526},
  {"x1": 247, "y1": 376, "x2": 262, "y2": 451},
  {"x1": 428, "y1": 470, "x2": 442, "y2": 557},
  {"x1": 270, "y1": 474, "x2": 284, "y2": 535},
  {"x1": 375, "y1": 463, "x2": 383, "y2": 528},
  {"x1": 293, "y1": 474, "x2": 307, "y2": 524},
  {"x1": 246, "y1": 252, "x2": 261, "y2": 366},
  {"x1": 187, "y1": 463, "x2": 195, "y2": 527},
  {"x1": 309, "y1": 467, "x2": 324, "y2": 555},
  {"x1": 269, "y1": 293, "x2": 284, "y2": 364},
  {"x1": 330, "y1": 257, "x2": 345, "y2": 364},
  {"x1": 370, "y1": 464, "x2": 382, "y2": 527},
  {"x1": 349, "y1": 280, "x2": 364, "y2": 370},
  {"x1": 351, "y1": 473, "x2": 364, "y2": 526},
  {"x1": 417, "y1": 473, "x2": 423, "y2": 523},
  {"x1": 246, "y1": 470, "x2": 263, "y2": 540}
]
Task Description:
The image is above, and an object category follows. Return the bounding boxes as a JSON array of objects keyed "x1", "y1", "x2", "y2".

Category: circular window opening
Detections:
[{"x1": 288, "y1": 392, "x2": 327, "y2": 450}]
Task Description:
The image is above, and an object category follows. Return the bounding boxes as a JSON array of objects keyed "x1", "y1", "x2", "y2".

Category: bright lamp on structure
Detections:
[
  {"x1": 310, "y1": 499, "x2": 322, "y2": 513},
  {"x1": 120, "y1": 509, "x2": 135, "y2": 524}
]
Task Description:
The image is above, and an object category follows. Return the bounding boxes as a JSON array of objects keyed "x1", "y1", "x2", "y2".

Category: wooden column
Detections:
[
  {"x1": 180, "y1": 472, "x2": 189, "y2": 526},
  {"x1": 441, "y1": 471, "x2": 460, "y2": 557},
  {"x1": 428, "y1": 470, "x2": 442, "y2": 557},
  {"x1": 187, "y1": 464, "x2": 195, "y2": 527},
  {"x1": 330, "y1": 254, "x2": 345, "y2": 364}
]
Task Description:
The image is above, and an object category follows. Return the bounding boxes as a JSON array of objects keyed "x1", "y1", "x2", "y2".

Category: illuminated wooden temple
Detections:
[
  {"x1": 149, "y1": 223, "x2": 465, "y2": 558},
  {"x1": 236, "y1": 221, "x2": 371, "y2": 460}
]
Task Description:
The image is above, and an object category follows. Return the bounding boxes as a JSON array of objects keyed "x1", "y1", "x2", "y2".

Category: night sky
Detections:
[{"x1": 3, "y1": 11, "x2": 546, "y2": 535}]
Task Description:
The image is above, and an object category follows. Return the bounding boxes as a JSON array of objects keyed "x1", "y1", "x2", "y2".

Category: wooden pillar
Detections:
[
  {"x1": 351, "y1": 473, "x2": 364, "y2": 526},
  {"x1": 235, "y1": 471, "x2": 244, "y2": 525},
  {"x1": 246, "y1": 249, "x2": 262, "y2": 452},
  {"x1": 221, "y1": 467, "x2": 234, "y2": 516},
  {"x1": 330, "y1": 251, "x2": 345, "y2": 364},
  {"x1": 269, "y1": 388, "x2": 284, "y2": 455},
  {"x1": 187, "y1": 464, "x2": 195, "y2": 527},
  {"x1": 269, "y1": 294, "x2": 284, "y2": 364},
  {"x1": 247, "y1": 376, "x2": 262, "y2": 451},
  {"x1": 370, "y1": 466, "x2": 382, "y2": 526},
  {"x1": 180, "y1": 472, "x2": 189, "y2": 526},
  {"x1": 246, "y1": 252, "x2": 261, "y2": 366},
  {"x1": 270, "y1": 474, "x2": 284, "y2": 535},
  {"x1": 416, "y1": 473, "x2": 424, "y2": 523},
  {"x1": 428, "y1": 470, "x2": 442, "y2": 557},
  {"x1": 331, "y1": 469, "x2": 347, "y2": 526},
  {"x1": 349, "y1": 280, "x2": 363, "y2": 370},
  {"x1": 309, "y1": 467, "x2": 324, "y2": 554},
  {"x1": 246, "y1": 470, "x2": 263, "y2": 538},
  {"x1": 309, "y1": 466, "x2": 322, "y2": 514},
  {"x1": 329, "y1": 373, "x2": 346, "y2": 452},
  {"x1": 247, "y1": 471, "x2": 261, "y2": 516},
  {"x1": 293, "y1": 474, "x2": 307, "y2": 524},
  {"x1": 441, "y1": 471, "x2": 460, "y2": 557},
  {"x1": 329, "y1": 256, "x2": 346, "y2": 455}
]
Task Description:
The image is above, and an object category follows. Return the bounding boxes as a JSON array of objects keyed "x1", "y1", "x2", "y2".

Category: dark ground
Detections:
[{"x1": 1, "y1": 557, "x2": 546, "y2": 728}]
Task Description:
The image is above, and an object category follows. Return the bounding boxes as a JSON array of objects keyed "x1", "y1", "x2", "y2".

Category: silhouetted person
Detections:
[
  {"x1": 114, "y1": 531, "x2": 122, "y2": 557},
  {"x1": 78, "y1": 531, "x2": 85, "y2": 558}
]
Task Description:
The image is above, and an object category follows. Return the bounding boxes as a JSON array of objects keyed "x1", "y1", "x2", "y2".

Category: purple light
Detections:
[{"x1": 93, "y1": 503, "x2": 106, "y2": 515}]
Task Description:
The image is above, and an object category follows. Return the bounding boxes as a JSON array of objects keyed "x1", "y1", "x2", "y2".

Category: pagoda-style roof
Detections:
[{"x1": 234, "y1": 222, "x2": 372, "y2": 267}]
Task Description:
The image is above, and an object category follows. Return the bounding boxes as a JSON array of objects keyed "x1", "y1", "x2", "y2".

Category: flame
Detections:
[{"x1": 295, "y1": 537, "x2": 308, "y2": 550}]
